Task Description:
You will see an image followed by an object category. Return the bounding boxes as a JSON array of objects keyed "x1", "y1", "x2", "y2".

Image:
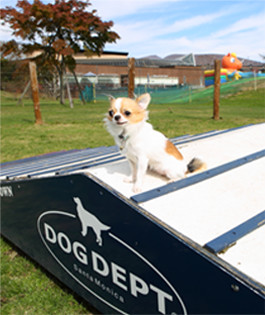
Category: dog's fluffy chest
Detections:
[{"x1": 121, "y1": 122, "x2": 167, "y2": 161}]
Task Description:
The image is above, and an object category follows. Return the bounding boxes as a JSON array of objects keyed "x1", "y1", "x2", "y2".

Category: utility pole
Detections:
[{"x1": 29, "y1": 61, "x2": 43, "y2": 124}]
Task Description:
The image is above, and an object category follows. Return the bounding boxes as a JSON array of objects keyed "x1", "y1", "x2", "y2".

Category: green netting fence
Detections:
[{"x1": 82, "y1": 77, "x2": 264, "y2": 104}]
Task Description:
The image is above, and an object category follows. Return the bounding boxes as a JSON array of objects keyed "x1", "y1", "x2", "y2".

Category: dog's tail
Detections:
[{"x1": 186, "y1": 157, "x2": 207, "y2": 175}]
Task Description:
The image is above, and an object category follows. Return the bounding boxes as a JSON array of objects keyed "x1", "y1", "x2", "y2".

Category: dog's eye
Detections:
[
  {"x1": 124, "y1": 110, "x2": 131, "y2": 116},
  {"x1": 109, "y1": 110, "x2": 114, "y2": 117}
]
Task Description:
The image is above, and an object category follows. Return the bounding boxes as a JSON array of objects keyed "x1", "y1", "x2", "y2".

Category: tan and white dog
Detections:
[{"x1": 104, "y1": 93, "x2": 206, "y2": 193}]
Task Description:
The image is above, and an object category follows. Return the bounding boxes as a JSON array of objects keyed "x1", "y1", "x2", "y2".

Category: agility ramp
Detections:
[{"x1": 1, "y1": 123, "x2": 265, "y2": 314}]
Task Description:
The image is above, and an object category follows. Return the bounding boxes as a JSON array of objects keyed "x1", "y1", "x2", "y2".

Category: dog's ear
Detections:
[
  {"x1": 108, "y1": 95, "x2": 115, "y2": 102},
  {"x1": 104, "y1": 94, "x2": 115, "y2": 102},
  {"x1": 136, "y1": 93, "x2": 151, "y2": 110}
]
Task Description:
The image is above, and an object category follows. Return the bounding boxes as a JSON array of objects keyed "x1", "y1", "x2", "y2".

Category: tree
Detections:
[{"x1": 1, "y1": 0, "x2": 120, "y2": 104}]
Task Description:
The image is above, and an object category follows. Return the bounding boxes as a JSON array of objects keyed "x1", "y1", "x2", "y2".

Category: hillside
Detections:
[{"x1": 142, "y1": 53, "x2": 264, "y2": 68}]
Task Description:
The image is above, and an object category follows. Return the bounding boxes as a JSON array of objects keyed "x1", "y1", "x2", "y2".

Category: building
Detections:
[{"x1": 71, "y1": 51, "x2": 204, "y2": 88}]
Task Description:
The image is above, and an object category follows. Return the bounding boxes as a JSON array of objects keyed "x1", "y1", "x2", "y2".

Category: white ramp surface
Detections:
[{"x1": 89, "y1": 123, "x2": 265, "y2": 287}]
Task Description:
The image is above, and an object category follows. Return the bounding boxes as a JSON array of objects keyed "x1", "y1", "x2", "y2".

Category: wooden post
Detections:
[
  {"x1": 29, "y1": 61, "x2": 43, "y2": 124},
  {"x1": 72, "y1": 70, "x2": 86, "y2": 104},
  {"x1": 93, "y1": 83, "x2": 96, "y2": 103},
  {"x1": 17, "y1": 81, "x2": 30, "y2": 106},
  {"x1": 253, "y1": 71, "x2": 257, "y2": 91},
  {"x1": 213, "y1": 59, "x2": 221, "y2": 120},
  {"x1": 128, "y1": 57, "x2": 135, "y2": 98},
  {"x1": 65, "y1": 73, "x2": 74, "y2": 108},
  {"x1": 189, "y1": 86, "x2": 192, "y2": 103}
]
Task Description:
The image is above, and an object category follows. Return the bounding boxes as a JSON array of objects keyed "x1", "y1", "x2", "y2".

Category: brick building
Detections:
[{"x1": 72, "y1": 51, "x2": 204, "y2": 87}]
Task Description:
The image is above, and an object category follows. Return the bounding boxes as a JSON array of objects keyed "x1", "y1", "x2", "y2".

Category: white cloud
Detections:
[
  {"x1": 212, "y1": 11, "x2": 265, "y2": 38},
  {"x1": 105, "y1": 3, "x2": 265, "y2": 61},
  {"x1": 1, "y1": 0, "x2": 264, "y2": 61},
  {"x1": 144, "y1": 23, "x2": 265, "y2": 61},
  {"x1": 112, "y1": 9, "x2": 228, "y2": 47},
  {"x1": 169, "y1": 11, "x2": 228, "y2": 33},
  {"x1": 91, "y1": 0, "x2": 181, "y2": 19},
  {"x1": 109, "y1": 12, "x2": 265, "y2": 61},
  {"x1": 0, "y1": 23, "x2": 13, "y2": 42}
]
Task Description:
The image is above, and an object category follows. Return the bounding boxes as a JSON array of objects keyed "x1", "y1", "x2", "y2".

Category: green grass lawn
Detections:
[
  {"x1": 1, "y1": 87, "x2": 265, "y2": 314},
  {"x1": 1, "y1": 87, "x2": 264, "y2": 163}
]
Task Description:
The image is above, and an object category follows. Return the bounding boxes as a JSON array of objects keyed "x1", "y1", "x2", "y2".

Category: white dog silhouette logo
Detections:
[{"x1": 73, "y1": 197, "x2": 110, "y2": 246}]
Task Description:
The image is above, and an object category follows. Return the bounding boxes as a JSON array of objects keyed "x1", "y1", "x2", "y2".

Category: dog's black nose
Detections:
[{"x1": 114, "y1": 115, "x2": 121, "y2": 121}]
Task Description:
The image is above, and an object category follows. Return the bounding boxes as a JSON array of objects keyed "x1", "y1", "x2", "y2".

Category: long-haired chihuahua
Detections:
[{"x1": 104, "y1": 93, "x2": 206, "y2": 193}]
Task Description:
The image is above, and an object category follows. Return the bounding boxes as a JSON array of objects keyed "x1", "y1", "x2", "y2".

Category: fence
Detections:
[
  {"x1": 1, "y1": 70, "x2": 264, "y2": 105},
  {"x1": 79, "y1": 76, "x2": 265, "y2": 104}
]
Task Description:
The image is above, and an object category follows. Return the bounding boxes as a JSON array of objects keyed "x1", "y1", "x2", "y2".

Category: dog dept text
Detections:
[{"x1": 44, "y1": 222, "x2": 174, "y2": 314}]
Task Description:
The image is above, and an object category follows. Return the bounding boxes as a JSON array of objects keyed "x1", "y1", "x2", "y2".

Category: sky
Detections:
[{"x1": 1, "y1": 0, "x2": 265, "y2": 61}]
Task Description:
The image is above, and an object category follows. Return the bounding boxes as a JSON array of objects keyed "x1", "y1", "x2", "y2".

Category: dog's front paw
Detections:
[
  {"x1": 123, "y1": 176, "x2": 133, "y2": 183},
  {"x1": 133, "y1": 184, "x2": 142, "y2": 193}
]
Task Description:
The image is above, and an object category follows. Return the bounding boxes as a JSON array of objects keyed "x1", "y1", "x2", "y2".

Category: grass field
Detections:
[{"x1": 1, "y1": 86, "x2": 265, "y2": 314}]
